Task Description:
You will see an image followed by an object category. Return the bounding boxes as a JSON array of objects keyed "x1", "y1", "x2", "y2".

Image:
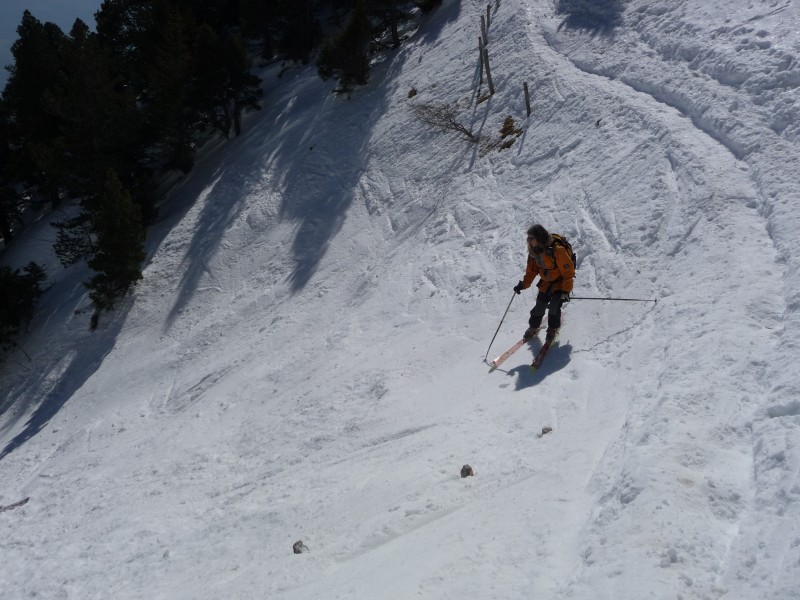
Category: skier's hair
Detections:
[{"x1": 527, "y1": 224, "x2": 550, "y2": 245}]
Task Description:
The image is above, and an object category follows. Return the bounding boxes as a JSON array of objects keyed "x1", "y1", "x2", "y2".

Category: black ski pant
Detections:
[{"x1": 528, "y1": 290, "x2": 565, "y2": 332}]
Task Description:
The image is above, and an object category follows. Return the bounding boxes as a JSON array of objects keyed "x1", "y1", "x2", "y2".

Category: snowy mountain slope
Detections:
[{"x1": 2, "y1": 1, "x2": 799, "y2": 598}]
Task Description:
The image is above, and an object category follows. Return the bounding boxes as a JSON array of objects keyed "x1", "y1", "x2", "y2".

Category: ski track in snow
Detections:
[
  {"x1": 532, "y1": 2, "x2": 800, "y2": 596},
  {"x1": 1, "y1": 1, "x2": 800, "y2": 599}
]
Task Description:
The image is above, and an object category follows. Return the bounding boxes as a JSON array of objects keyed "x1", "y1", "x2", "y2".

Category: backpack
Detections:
[{"x1": 549, "y1": 234, "x2": 577, "y2": 269}]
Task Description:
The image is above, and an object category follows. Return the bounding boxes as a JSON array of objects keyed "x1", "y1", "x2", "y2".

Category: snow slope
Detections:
[{"x1": 2, "y1": 0, "x2": 800, "y2": 598}]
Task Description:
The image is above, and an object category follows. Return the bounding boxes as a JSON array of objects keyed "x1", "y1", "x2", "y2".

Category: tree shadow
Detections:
[
  {"x1": 0, "y1": 302, "x2": 125, "y2": 460},
  {"x1": 1, "y1": 70, "x2": 283, "y2": 454},
  {"x1": 269, "y1": 53, "x2": 407, "y2": 292},
  {"x1": 158, "y1": 101, "x2": 292, "y2": 330},
  {"x1": 415, "y1": 0, "x2": 462, "y2": 47},
  {"x1": 162, "y1": 169, "x2": 247, "y2": 328},
  {"x1": 0, "y1": 9, "x2": 447, "y2": 457},
  {"x1": 555, "y1": 0, "x2": 624, "y2": 33},
  {"x1": 156, "y1": 53, "x2": 396, "y2": 321},
  {"x1": 271, "y1": 79, "x2": 361, "y2": 292}
]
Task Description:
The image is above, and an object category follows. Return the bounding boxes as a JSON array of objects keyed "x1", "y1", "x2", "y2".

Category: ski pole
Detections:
[
  {"x1": 570, "y1": 296, "x2": 657, "y2": 303},
  {"x1": 484, "y1": 292, "x2": 516, "y2": 362}
]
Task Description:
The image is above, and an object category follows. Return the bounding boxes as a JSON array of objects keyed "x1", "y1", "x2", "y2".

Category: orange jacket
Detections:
[{"x1": 521, "y1": 240, "x2": 575, "y2": 294}]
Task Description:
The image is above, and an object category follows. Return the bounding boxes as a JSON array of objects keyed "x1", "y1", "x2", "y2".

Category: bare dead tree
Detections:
[
  {"x1": 412, "y1": 102, "x2": 479, "y2": 143},
  {"x1": 524, "y1": 81, "x2": 531, "y2": 116},
  {"x1": 482, "y1": 46, "x2": 495, "y2": 95}
]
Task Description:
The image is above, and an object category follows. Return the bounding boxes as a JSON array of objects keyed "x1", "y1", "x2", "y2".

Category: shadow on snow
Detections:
[
  {"x1": 507, "y1": 342, "x2": 573, "y2": 389},
  {"x1": 0, "y1": 5, "x2": 458, "y2": 459},
  {"x1": 556, "y1": 0, "x2": 624, "y2": 33},
  {"x1": 0, "y1": 300, "x2": 125, "y2": 460}
]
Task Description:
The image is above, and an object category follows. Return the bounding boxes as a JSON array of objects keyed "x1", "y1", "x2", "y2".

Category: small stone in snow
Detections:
[
  {"x1": 541, "y1": 426, "x2": 553, "y2": 435},
  {"x1": 461, "y1": 464, "x2": 474, "y2": 478},
  {"x1": 293, "y1": 540, "x2": 309, "y2": 554}
]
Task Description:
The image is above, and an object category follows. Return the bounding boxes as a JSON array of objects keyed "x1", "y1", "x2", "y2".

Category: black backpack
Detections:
[{"x1": 549, "y1": 234, "x2": 577, "y2": 269}]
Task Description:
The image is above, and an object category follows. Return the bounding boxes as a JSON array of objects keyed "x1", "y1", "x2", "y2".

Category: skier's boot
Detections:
[
  {"x1": 523, "y1": 326, "x2": 539, "y2": 342},
  {"x1": 545, "y1": 327, "x2": 558, "y2": 343}
]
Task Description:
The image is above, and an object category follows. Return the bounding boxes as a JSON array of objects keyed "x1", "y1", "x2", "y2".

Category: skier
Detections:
[{"x1": 513, "y1": 224, "x2": 575, "y2": 343}]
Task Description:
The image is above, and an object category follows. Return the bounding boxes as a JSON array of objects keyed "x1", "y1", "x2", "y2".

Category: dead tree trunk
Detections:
[
  {"x1": 483, "y1": 47, "x2": 495, "y2": 95},
  {"x1": 524, "y1": 82, "x2": 531, "y2": 116}
]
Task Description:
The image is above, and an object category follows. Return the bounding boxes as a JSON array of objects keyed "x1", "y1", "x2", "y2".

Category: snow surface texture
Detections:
[{"x1": 2, "y1": 0, "x2": 800, "y2": 598}]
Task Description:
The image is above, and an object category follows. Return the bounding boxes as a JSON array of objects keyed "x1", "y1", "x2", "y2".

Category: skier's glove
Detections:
[
  {"x1": 513, "y1": 281, "x2": 524, "y2": 295},
  {"x1": 559, "y1": 292, "x2": 570, "y2": 303}
]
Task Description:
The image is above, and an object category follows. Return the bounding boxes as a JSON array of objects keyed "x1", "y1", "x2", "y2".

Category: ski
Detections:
[
  {"x1": 531, "y1": 331, "x2": 559, "y2": 371},
  {"x1": 0, "y1": 497, "x2": 29, "y2": 513},
  {"x1": 489, "y1": 329, "x2": 540, "y2": 372},
  {"x1": 489, "y1": 339, "x2": 526, "y2": 371}
]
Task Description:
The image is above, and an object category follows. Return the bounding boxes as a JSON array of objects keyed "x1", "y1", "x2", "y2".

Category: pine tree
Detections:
[
  {"x1": 176, "y1": 0, "x2": 240, "y2": 29},
  {"x1": 318, "y1": 0, "x2": 372, "y2": 88},
  {"x1": 221, "y1": 33, "x2": 263, "y2": 136},
  {"x1": 192, "y1": 24, "x2": 231, "y2": 135},
  {"x1": 191, "y1": 27, "x2": 262, "y2": 138},
  {"x1": 95, "y1": 0, "x2": 159, "y2": 94},
  {"x1": 144, "y1": 4, "x2": 199, "y2": 172},
  {"x1": 0, "y1": 262, "x2": 46, "y2": 350},
  {"x1": 239, "y1": 0, "x2": 276, "y2": 59},
  {"x1": 85, "y1": 170, "x2": 146, "y2": 312},
  {"x1": 2, "y1": 11, "x2": 68, "y2": 208},
  {"x1": 367, "y1": 0, "x2": 407, "y2": 48},
  {"x1": 53, "y1": 213, "x2": 96, "y2": 267},
  {"x1": 44, "y1": 19, "x2": 143, "y2": 201},
  {"x1": 46, "y1": 20, "x2": 151, "y2": 267},
  {"x1": 0, "y1": 185, "x2": 17, "y2": 247},
  {"x1": 0, "y1": 105, "x2": 20, "y2": 246},
  {"x1": 277, "y1": 0, "x2": 323, "y2": 64},
  {"x1": 414, "y1": 0, "x2": 442, "y2": 14}
]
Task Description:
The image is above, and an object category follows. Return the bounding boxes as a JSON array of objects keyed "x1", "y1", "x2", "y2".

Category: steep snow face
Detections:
[
  {"x1": 540, "y1": 3, "x2": 800, "y2": 596},
  {"x1": 1, "y1": 1, "x2": 799, "y2": 599}
]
